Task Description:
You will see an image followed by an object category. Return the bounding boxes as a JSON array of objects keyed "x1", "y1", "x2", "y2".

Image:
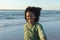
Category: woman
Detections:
[{"x1": 24, "y1": 6, "x2": 47, "y2": 40}]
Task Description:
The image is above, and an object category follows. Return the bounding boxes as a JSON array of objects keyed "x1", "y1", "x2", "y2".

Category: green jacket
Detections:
[{"x1": 24, "y1": 22, "x2": 47, "y2": 40}]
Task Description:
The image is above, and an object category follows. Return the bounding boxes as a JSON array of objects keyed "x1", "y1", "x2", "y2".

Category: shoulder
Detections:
[
  {"x1": 24, "y1": 23, "x2": 27, "y2": 29},
  {"x1": 35, "y1": 22, "x2": 42, "y2": 27},
  {"x1": 35, "y1": 22, "x2": 43, "y2": 30},
  {"x1": 24, "y1": 23, "x2": 27, "y2": 27}
]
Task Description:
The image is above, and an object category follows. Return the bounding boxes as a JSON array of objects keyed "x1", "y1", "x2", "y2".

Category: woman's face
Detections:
[{"x1": 26, "y1": 11, "x2": 35, "y2": 24}]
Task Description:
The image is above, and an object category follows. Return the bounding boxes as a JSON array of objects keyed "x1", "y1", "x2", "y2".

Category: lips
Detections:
[
  {"x1": 27, "y1": 18, "x2": 34, "y2": 23},
  {"x1": 30, "y1": 20, "x2": 33, "y2": 23}
]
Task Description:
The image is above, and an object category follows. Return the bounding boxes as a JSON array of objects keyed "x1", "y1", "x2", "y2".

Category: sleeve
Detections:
[{"x1": 37, "y1": 24, "x2": 47, "y2": 40}]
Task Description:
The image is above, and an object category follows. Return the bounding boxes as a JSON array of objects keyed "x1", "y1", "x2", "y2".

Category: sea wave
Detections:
[
  {"x1": 0, "y1": 10, "x2": 60, "y2": 27},
  {"x1": 0, "y1": 19, "x2": 25, "y2": 27}
]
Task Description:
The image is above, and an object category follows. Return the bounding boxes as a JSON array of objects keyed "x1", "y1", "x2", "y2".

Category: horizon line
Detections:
[{"x1": 0, "y1": 9, "x2": 60, "y2": 11}]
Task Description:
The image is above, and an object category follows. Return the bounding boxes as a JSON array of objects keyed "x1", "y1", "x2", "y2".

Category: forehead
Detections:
[{"x1": 26, "y1": 11, "x2": 34, "y2": 15}]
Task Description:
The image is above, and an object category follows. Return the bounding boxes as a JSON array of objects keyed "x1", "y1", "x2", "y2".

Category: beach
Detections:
[{"x1": 0, "y1": 10, "x2": 60, "y2": 40}]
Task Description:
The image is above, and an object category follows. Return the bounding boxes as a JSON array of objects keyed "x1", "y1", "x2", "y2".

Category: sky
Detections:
[{"x1": 0, "y1": 0, "x2": 60, "y2": 10}]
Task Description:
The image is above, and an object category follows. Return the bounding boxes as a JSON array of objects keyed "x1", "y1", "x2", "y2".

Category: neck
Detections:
[{"x1": 27, "y1": 22, "x2": 35, "y2": 26}]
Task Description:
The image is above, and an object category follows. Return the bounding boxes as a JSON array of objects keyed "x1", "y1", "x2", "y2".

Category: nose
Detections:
[{"x1": 29, "y1": 16, "x2": 32, "y2": 19}]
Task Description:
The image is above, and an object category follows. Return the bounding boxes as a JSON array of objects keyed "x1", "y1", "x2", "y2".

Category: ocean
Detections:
[{"x1": 0, "y1": 10, "x2": 60, "y2": 40}]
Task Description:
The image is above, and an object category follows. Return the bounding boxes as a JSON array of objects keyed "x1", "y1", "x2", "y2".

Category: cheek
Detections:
[
  {"x1": 30, "y1": 17, "x2": 35, "y2": 22},
  {"x1": 32, "y1": 18, "x2": 35, "y2": 21},
  {"x1": 26, "y1": 17, "x2": 30, "y2": 22}
]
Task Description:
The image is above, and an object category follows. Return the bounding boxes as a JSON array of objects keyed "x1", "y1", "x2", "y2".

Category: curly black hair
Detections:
[{"x1": 25, "y1": 6, "x2": 42, "y2": 22}]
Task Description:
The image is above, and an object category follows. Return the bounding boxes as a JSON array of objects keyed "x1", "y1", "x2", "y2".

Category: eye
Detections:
[{"x1": 27, "y1": 15, "x2": 29, "y2": 17}]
